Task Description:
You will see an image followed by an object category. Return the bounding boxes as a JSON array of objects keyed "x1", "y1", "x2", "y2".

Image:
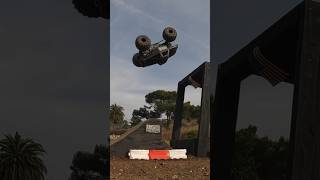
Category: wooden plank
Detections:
[
  {"x1": 211, "y1": 65, "x2": 242, "y2": 180},
  {"x1": 197, "y1": 62, "x2": 211, "y2": 157},
  {"x1": 179, "y1": 62, "x2": 207, "y2": 87},
  {"x1": 291, "y1": 1, "x2": 320, "y2": 179},
  {"x1": 171, "y1": 85, "x2": 185, "y2": 141}
]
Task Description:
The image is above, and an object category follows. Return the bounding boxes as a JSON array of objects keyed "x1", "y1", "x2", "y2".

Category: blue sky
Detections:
[{"x1": 110, "y1": 0, "x2": 210, "y2": 119}]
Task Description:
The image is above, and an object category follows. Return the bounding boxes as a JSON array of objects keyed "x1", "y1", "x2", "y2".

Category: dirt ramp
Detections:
[{"x1": 110, "y1": 119, "x2": 170, "y2": 157}]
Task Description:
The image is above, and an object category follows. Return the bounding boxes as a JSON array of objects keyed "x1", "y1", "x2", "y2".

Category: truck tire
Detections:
[
  {"x1": 132, "y1": 53, "x2": 143, "y2": 67},
  {"x1": 135, "y1": 35, "x2": 151, "y2": 51},
  {"x1": 163, "y1": 27, "x2": 177, "y2": 42}
]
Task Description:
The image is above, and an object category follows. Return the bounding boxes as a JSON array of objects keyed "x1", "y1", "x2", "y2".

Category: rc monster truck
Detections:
[{"x1": 133, "y1": 27, "x2": 178, "y2": 67}]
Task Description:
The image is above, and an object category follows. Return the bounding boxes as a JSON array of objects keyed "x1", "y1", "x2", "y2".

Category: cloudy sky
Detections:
[{"x1": 110, "y1": 0, "x2": 210, "y2": 119}]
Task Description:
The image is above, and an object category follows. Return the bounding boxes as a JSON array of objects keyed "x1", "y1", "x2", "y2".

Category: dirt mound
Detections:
[
  {"x1": 110, "y1": 119, "x2": 170, "y2": 157},
  {"x1": 110, "y1": 156, "x2": 210, "y2": 180}
]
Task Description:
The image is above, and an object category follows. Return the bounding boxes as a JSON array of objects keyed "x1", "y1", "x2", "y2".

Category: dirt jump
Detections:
[
  {"x1": 110, "y1": 119, "x2": 210, "y2": 179},
  {"x1": 110, "y1": 119, "x2": 171, "y2": 157}
]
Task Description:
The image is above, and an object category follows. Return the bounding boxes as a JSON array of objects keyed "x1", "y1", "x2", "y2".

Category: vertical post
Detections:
[
  {"x1": 103, "y1": 159, "x2": 108, "y2": 180},
  {"x1": 287, "y1": 2, "x2": 306, "y2": 179},
  {"x1": 172, "y1": 84, "x2": 185, "y2": 141},
  {"x1": 291, "y1": 1, "x2": 320, "y2": 179},
  {"x1": 212, "y1": 66, "x2": 241, "y2": 180},
  {"x1": 197, "y1": 63, "x2": 211, "y2": 156}
]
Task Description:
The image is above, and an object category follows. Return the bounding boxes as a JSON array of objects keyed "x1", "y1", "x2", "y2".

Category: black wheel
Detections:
[
  {"x1": 135, "y1": 35, "x2": 151, "y2": 51},
  {"x1": 132, "y1": 53, "x2": 143, "y2": 67},
  {"x1": 158, "y1": 57, "x2": 168, "y2": 65},
  {"x1": 162, "y1": 27, "x2": 177, "y2": 42}
]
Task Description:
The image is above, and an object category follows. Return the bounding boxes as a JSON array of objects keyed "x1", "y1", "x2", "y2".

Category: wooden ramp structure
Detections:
[
  {"x1": 210, "y1": 1, "x2": 320, "y2": 179},
  {"x1": 171, "y1": 62, "x2": 211, "y2": 157}
]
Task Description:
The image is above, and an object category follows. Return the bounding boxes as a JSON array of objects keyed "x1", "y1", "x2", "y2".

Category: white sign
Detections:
[{"x1": 146, "y1": 124, "x2": 161, "y2": 133}]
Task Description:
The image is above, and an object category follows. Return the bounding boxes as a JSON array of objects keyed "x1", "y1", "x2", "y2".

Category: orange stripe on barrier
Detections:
[{"x1": 149, "y1": 150, "x2": 169, "y2": 160}]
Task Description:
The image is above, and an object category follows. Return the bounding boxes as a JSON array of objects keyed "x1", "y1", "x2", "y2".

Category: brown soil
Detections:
[
  {"x1": 111, "y1": 129, "x2": 128, "y2": 135},
  {"x1": 110, "y1": 156, "x2": 210, "y2": 180}
]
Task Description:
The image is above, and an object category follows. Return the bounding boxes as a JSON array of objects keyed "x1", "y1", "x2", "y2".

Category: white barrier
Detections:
[
  {"x1": 128, "y1": 150, "x2": 149, "y2": 160},
  {"x1": 169, "y1": 149, "x2": 187, "y2": 159},
  {"x1": 128, "y1": 149, "x2": 187, "y2": 160}
]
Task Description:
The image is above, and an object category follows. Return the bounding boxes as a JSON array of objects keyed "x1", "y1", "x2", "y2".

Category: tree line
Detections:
[
  {"x1": 110, "y1": 89, "x2": 201, "y2": 129},
  {"x1": 231, "y1": 125, "x2": 289, "y2": 180}
]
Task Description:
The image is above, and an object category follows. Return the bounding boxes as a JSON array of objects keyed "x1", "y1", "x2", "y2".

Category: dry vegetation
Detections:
[{"x1": 162, "y1": 119, "x2": 199, "y2": 144}]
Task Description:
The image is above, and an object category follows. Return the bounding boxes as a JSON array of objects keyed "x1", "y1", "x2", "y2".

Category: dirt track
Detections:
[{"x1": 110, "y1": 156, "x2": 210, "y2": 180}]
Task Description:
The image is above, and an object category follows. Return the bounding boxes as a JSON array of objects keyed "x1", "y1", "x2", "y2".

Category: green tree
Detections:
[
  {"x1": 0, "y1": 132, "x2": 47, "y2": 180},
  {"x1": 149, "y1": 109, "x2": 161, "y2": 118},
  {"x1": 129, "y1": 107, "x2": 147, "y2": 127},
  {"x1": 182, "y1": 101, "x2": 201, "y2": 121},
  {"x1": 131, "y1": 106, "x2": 161, "y2": 121},
  {"x1": 122, "y1": 120, "x2": 130, "y2": 129},
  {"x1": 69, "y1": 145, "x2": 108, "y2": 180},
  {"x1": 130, "y1": 115, "x2": 142, "y2": 127},
  {"x1": 132, "y1": 107, "x2": 150, "y2": 119},
  {"x1": 110, "y1": 104, "x2": 125, "y2": 130},
  {"x1": 231, "y1": 125, "x2": 289, "y2": 180},
  {"x1": 145, "y1": 90, "x2": 177, "y2": 127},
  {"x1": 232, "y1": 126, "x2": 259, "y2": 180}
]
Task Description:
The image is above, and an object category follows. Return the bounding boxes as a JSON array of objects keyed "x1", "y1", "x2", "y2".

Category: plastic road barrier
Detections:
[
  {"x1": 169, "y1": 149, "x2": 187, "y2": 159},
  {"x1": 128, "y1": 150, "x2": 149, "y2": 160},
  {"x1": 128, "y1": 149, "x2": 187, "y2": 160},
  {"x1": 149, "y1": 150, "x2": 170, "y2": 160}
]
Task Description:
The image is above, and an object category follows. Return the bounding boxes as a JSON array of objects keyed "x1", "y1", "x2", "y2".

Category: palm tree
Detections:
[
  {"x1": 0, "y1": 132, "x2": 47, "y2": 180},
  {"x1": 110, "y1": 104, "x2": 125, "y2": 130}
]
